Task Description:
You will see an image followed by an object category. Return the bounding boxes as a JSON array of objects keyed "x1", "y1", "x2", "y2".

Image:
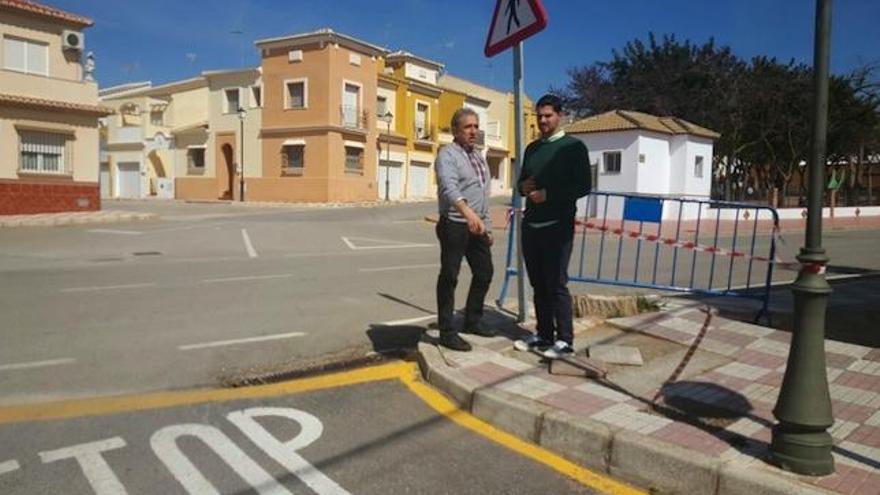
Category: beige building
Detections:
[{"x1": 0, "y1": 0, "x2": 111, "y2": 214}]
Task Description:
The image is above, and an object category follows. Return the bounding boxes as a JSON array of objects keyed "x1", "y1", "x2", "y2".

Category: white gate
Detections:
[
  {"x1": 377, "y1": 161, "x2": 402, "y2": 200},
  {"x1": 99, "y1": 163, "x2": 111, "y2": 199},
  {"x1": 116, "y1": 162, "x2": 141, "y2": 198},
  {"x1": 407, "y1": 161, "x2": 430, "y2": 198}
]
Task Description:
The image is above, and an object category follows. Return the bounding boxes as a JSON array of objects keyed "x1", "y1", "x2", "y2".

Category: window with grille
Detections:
[
  {"x1": 19, "y1": 131, "x2": 67, "y2": 174},
  {"x1": 344, "y1": 146, "x2": 363, "y2": 173},
  {"x1": 282, "y1": 145, "x2": 304, "y2": 174},
  {"x1": 603, "y1": 151, "x2": 621, "y2": 174},
  {"x1": 694, "y1": 155, "x2": 704, "y2": 178}
]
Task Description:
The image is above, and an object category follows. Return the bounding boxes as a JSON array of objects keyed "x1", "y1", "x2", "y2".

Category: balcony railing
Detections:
[
  {"x1": 413, "y1": 123, "x2": 435, "y2": 142},
  {"x1": 340, "y1": 105, "x2": 369, "y2": 130}
]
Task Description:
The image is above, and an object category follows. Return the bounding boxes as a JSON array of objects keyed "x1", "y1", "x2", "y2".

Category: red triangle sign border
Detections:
[{"x1": 484, "y1": 0, "x2": 549, "y2": 57}]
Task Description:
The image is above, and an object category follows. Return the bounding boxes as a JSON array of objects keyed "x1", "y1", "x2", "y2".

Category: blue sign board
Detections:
[{"x1": 623, "y1": 197, "x2": 663, "y2": 223}]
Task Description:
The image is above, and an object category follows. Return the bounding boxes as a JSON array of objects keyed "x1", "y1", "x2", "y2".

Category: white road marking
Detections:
[
  {"x1": 378, "y1": 314, "x2": 436, "y2": 326},
  {"x1": 717, "y1": 271, "x2": 878, "y2": 293},
  {"x1": 178, "y1": 331, "x2": 306, "y2": 350},
  {"x1": 0, "y1": 459, "x2": 20, "y2": 476},
  {"x1": 200, "y1": 274, "x2": 293, "y2": 284},
  {"x1": 0, "y1": 358, "x2": 76, "y2": 371},
  {"x1": 391, "y1": 220, "x2": 424, "y2": 224},
  {"x1": 40, "y1": 437, "x2": 129, "y2": 495},
  {"x1": 341, "y1": 236, "x2": 433, "y2": 250},
  {"x1": 87, "y1": 229, "x2": 143, "y2": 235},
  {"x1": 359, "y1": 263, "x2": 438, "y2": 273},
  {"x1": 242, "y1": 229, "x2": 258, "y2": 258},
  {"x1": 61, "y1": 283, "x2": 157, "y2": 293}
]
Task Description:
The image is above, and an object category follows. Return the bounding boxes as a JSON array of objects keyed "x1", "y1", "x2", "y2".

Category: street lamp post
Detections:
[
  {"x1": 238, "y1": 106, "x2": 246, "y2": 202},
  {"x1": 770, "y1": 0, "x2": 835, "y2": 476},
  {"x1": 379, "y1": 111, "x2": 393, "y2": 201}
]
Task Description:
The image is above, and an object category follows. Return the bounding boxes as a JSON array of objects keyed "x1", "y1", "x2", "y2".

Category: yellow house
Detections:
[
  {"x1": 376, "y1": 50, "x2": 444, "y2": 200},
  {"x1": 0, "y1": 0, "x2": 111, "y2": 214}
]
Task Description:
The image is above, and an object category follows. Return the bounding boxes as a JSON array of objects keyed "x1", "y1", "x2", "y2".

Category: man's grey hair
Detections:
[{"x1": 451, "y1": 107, "x2": 479, "y2": 131}]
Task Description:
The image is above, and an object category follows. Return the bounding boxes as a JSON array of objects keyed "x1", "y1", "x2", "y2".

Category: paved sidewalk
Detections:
[
  {"x1": 417, "y1": 300, "x2": 879, "y2": 495},
  {"x1": 0, "y1": 210, "x2": 157, "y2": 228}
]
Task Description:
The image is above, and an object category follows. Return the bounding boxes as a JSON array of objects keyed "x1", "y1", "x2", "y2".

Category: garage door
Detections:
[
  {"x1": 377, "y1": 161, "x2": 402, "y2": 200},
  {"x1": 116, "y1": 162, "x2": 141, "y2": 199},
  {"x1": 100, "y1": 163, "x2": 111, "y2": 198},
  {"x1": 408, "y1": 161, "x2": 431, "y2": 198}
]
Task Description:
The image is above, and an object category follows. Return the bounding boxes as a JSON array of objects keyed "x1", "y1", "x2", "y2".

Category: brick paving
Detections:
[{"x1": 437, "y1": 300, "x2": 880, "y2": 494}]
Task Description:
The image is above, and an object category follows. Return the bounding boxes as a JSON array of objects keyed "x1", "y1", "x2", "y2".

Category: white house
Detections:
[{"x1": 566, "y1": 110, "x2": 720, "y2": 220}]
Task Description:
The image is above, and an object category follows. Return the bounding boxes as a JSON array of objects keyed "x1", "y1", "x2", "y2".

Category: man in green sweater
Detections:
[{"x1": 514, "y1": 94, "x2": 591, "y2": 358}]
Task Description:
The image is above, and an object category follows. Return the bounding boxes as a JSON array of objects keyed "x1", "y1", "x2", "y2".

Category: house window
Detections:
[
  {"x1": 638, "y1": 153, "x2": 646, "y2": 163},
  {"x1": 376, "y1": 96, "x2": 387, "y2": 118},
  {"x1": 150, "y1": 110, "x2": 163, "y2": 126},
  {"x1": 344, "y1": 146, "x2": 363, "y2": 173},
  {"x1": 286, "y1": 80, "x2": 306, "y2": 109},
  {"x1": 694, "y1": 155, "x2": 704, "y2": 178},
  {"x1": 3, "y1": 36, "x2": 48, "y2": 76},
  {"x1": 415, "y1": 102, "x2": 429, "y2": 139},
  {"x1": 282, "y1": 144, "x2": 304, "y2": 174},
  {"x1": 19, "y1": 131, "x2": 67, "y2": 174},
  {"x1": 187, "y1": 147, "x2": 205, "y2": 169},
  {"x1": 603, "y1": 151, "x2": 621, "y2": 174},
  {"x1": 224, "y1": 88, "x2": 240, "y2": 114},
  {"x1": 250, "y1": 86, "x2": 262, "y2": 108}
]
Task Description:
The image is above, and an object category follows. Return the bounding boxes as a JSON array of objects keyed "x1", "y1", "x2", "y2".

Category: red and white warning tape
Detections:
[{"x1": 573, "y1": 219, "x2": 826, "y2": 275}]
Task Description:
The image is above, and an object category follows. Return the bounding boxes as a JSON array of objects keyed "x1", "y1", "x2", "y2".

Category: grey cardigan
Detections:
[{"x1": 435, "y1": 142, "x2": 491, "y2": 227}]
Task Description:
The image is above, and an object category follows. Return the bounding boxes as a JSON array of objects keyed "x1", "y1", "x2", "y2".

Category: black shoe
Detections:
[
  {"x1": 438, "y1": 332, "x2": 472, "y2": 351},
  {"x1": 463, "y1": 322, "x2": 495, "y2": 337}
]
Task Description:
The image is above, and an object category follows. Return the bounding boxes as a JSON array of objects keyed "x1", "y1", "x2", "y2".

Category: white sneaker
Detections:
[
  {"x1": 542, "y1": 340, "x2": 575, "y2": 359},
  {"x1": 513, "y1": 335, "x2": 551, "y2": 352}
]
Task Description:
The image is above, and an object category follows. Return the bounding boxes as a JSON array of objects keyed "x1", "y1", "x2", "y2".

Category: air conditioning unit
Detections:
[{"x1": 62, "y1": 30, "x2": 84, "y2": 51}]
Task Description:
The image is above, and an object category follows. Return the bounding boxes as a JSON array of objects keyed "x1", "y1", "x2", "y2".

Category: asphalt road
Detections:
[
  {"x1": 0, "y1": 365, "x2": 604, "y2": 495},
  {"x1": 1, "y1": 199, "x2": 878, "y2": 404}
]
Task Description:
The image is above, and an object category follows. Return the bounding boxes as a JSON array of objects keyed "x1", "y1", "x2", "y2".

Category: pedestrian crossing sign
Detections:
[{"x1": 485, "y1": 0, "x2": 549, "y2": 57}]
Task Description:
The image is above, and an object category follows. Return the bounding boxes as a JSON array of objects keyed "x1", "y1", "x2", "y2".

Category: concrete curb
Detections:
[
  {"x1": 0, "y1": 211, "x2": 157, "y2": 228},
  {"x1": 416, "y1": 340, "x2": 839, "y2": 495}
]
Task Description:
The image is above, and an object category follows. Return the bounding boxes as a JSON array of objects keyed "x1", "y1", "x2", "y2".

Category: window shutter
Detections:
[{"x1": 4, "y1": 38, "x2": 25, "y2": 71}]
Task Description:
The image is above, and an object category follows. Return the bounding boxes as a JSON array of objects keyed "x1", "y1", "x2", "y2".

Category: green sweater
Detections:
[{"x1": 517, "y1": 134, "x2": 591, "y2": 224}]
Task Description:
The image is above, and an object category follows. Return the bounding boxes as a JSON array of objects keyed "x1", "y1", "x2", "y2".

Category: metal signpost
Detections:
[{"x1": 485, "y1": 0, "x2": 548, "y2": 322}]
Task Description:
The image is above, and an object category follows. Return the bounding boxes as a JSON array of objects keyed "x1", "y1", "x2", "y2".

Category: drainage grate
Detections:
[{"x1": 132, "y1": 251, "x2": 162, "y2": 256}]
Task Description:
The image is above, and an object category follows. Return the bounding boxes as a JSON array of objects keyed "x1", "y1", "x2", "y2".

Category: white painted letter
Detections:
[
  {"x1": 228, "y1": 407, "x2": 351, "y2": 495},
  {"x1": 0, "y1": 459, "x2": 20, "y2": 476},
  {"x1": 150, "y1": 423, "x2": 291, "y2": 495},
  {"x1": 39, "y1": 437, "x2": 128, "y2": 495}
]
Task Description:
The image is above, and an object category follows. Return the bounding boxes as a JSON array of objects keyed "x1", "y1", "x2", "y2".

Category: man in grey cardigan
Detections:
[{"x1": 434, "y1": 108, "x2": 495, "y2": 351}]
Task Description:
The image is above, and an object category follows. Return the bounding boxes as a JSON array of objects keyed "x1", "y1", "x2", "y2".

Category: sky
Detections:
[{"x1": 51, "y1": 0, "x2": 880, "y2": 97}]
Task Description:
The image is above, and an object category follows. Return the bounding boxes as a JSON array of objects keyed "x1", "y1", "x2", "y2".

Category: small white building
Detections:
[{"x1": 567, "y1": 110, "x2": 720, "y2": 220}]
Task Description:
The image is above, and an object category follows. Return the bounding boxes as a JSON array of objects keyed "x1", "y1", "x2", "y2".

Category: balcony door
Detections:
[{"x1": 343, "y1": 83, "x2": 359, "y2": 127}]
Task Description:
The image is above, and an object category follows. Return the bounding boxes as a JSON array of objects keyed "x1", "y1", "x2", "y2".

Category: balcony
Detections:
[
  {"x1": 413, "y1": 123, "x2": 435, "y2": 144},
  {"x1": 340, "y1": 105, "x2": 369, "y2": 131},
  {"x1": 0, "y1": 69, "x2": 98, "y2": 105}
]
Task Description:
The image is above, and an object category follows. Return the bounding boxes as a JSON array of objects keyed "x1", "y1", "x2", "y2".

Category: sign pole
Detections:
[{"x1": 513, "y1": 42, "x2": 527, "y2": 322}]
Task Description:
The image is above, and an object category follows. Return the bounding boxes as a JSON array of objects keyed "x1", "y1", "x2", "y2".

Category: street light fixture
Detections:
[
  {"x1": 238, "y1": 106, "x2": 246, "y2": 202},
  {"x1": 379, "y1": 110, "x2": 393, "y2": 201}
]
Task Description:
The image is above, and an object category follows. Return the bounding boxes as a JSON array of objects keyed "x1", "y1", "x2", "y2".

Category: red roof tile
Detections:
[{"x1": 0, "y1": 0, "x2": 93, "y2": 27}]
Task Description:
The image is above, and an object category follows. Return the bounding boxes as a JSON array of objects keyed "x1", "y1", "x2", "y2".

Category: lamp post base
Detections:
[{"x1": 771, "y1": 424, "x2": 834, "y2": 475}]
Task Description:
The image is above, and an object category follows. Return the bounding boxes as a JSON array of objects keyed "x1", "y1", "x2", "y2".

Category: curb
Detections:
[
  {"x1": 0, "y1": 212, "x2": 157, "y2": 228},
  {"x1": 416, "y1": 340, "x2": 837, "y2": 495}
]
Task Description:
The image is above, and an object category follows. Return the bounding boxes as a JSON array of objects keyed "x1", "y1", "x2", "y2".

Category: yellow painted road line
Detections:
[
  {"x1": 400, "y1": 372, "x2": 646, "y2": 495},
  {"x1": 0, "y1": 362, "x2": 410, "y2": 425},
  {"x1": 0, "y1": 360, "x2": 644, "y2": 494}
]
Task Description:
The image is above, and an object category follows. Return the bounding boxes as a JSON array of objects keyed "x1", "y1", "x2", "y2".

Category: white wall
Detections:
[
  {"x1": 668, "y1": 135, "x2": 688, "y2": 195},
  {"x1": 404, "y1": 62, "x2": 438, "y2": 85},
  {"x1": 571, "y1": 131, "x2": 638, "y2": 218},
  {"x1": 636, "y1": 133, "x2": 671, "y2": 195},
  {"x1": 683, "y1": 137, "x2": 713, "y2": 198}
]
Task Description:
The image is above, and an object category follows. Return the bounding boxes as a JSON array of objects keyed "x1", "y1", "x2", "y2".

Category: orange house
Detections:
[{"x1": 254, "y1": 29, "x2": 386, "y2": 203}]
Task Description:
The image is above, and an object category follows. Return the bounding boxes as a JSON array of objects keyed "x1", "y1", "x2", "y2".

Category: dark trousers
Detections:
[
  {"x1": 522, "y1": 219, "x2": 575, "y2": 345},
  {"x1": 436, "y1": 216, "x2": 494, "y2": 334}
]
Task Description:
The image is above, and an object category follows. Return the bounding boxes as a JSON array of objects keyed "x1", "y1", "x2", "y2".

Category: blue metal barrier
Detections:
[{"x1": 497, "y1": 191, "x2": 781, "y2": 323}]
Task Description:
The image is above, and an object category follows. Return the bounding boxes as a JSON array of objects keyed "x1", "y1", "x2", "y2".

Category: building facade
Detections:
[{"x1": 0, "y1": 0, "x2": 111, "y2": 214}]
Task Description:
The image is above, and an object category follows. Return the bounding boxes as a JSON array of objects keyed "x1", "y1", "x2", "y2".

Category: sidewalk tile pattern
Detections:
[{"x1": 440, "y1": 301, "x2": 880, "y2": 495}]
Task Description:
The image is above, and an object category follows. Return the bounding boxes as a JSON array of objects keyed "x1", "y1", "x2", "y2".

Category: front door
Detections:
[{"x1": 116, "y1": 162, "x2": 140, "y2": 198}]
